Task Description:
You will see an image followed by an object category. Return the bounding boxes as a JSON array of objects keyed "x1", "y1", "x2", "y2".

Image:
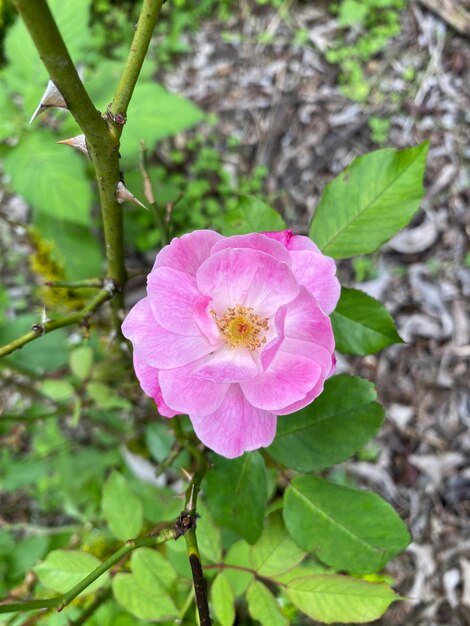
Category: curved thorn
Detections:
[{"x1": 116, "y1": 181, "x2": 147, "y2": 209}]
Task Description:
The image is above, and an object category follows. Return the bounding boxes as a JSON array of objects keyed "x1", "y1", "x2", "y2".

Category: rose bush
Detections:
[{"x1": 122, "y1": 230, "x2": 340, "y2": 457}]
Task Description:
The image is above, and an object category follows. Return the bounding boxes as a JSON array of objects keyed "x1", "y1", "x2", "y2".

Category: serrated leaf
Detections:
[
  {"x1": 211, "y1": 573, "x2": 235, "y2": 626},
  {"x1": 332, "y1": 287, "x2": 402, "y2": 354},
  {"x1": 284, "y1": 476, "x2": 410, "y2": 574},
  {"x1": 34, "y1": 549, "x2": 108, "y2": 595},
  {"x1": 246, "y1": 580, "x2": 288, "y2": 626},
  {"x1": 102, "y1": 471, "x2": 143, "y2": 541},
  {"x1": 112, "y1": 573, "x2": 178, "y2": 621},
  {"x1": 131, "y1": 548, "x2": 177, "y2": 593},
  {"x1": 69, "y1": 345, "x2": 93, "y2": 380},
  {"x1": 310, "y1": 143, "x2": 429, "y2": 258},
  {"x1": 203, "y1": 452, "x2": 267, "y2": 544},
  {"x1": 221, "y1": 195, "x2": 286, "y2": 235},
  {"x1": 4, "y1": 132, "x2": 92, "y2": 225},
  {"x1": 268, "y1": 375, "x2": 384, "y2": 472},
  {"x1": 285, "y1": 575, "x2": 398, "y2": 624},
  {"x1": 250, "y1": 512, "x2": 305, "y2": 577},
  {"x1": 120, "y1": 82, "x2": 203, "y2": 161}
]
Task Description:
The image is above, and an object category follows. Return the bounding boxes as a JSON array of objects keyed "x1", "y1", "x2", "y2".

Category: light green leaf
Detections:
[
  {"x1": 112, "y1": 573, "x2": 178, "y2": 621},
  {"x1": 34, "y1": 549, "x2": 108, "y2": 595},
  {"x1": 69, "y1": 346, "x2": 94, "y2": 380},
  {"x1": 203, "y1": 452, "x2": 268, "y2": 544},
  {"x1": 310, "y1": 143, "x2": 429, "y2": 258},
  {"x1": 87, "y1": 382, "x2": 131, "y2": 410},
  {"x1": 196, "y1": 500, "x2": 222, "y2": 564},
  {"x1": 285, "y1": 575, "x2": 398, "y2": 624},
  {"x1": 39, "y1": 379, "x2": 75, "y2": 402},
  {"x1": 4, "y1": 132, "x2": 92, "y2": 225},
  {"x1": 131, "y1": 548, "x2": 177, "y2": 593},
  {"x1": 268, "y1": 375, "x2": 384, "y2": 472},
  {"x1": 223, "y1": 541, "x2": 253, "y2": 597},
  {"x1": 246, "y1": 580, "x2": 288, "y2": 626},
  {"x1": 120, "y1": 82, "x2": 204, "y2": 161},
  {"x1": 102, "y1": 471, "x2": 143, "y2": 541},
  {"x1": 221, "y1": 195, "x2": 286, "y2": 235},
  {"x1": 284, "y1": 476, "x2": 410, "y2": 574},
  {"x1": 211, "y1": 573, "x2": 235, "y2": 626},
  {"x1": 250, "y1": 512, "x2": 305, "y2": 577},
  {"x1": 332, "y1": 288, "x2": 402, "y2": 354}
]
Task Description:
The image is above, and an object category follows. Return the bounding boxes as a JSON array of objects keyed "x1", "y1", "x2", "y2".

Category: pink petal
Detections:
[
  {"x1": 241, "y1": 347, "x2": 322, "y2": 411},
  {"x1": 283, "y1": 287, "x2": 335, "y2": 352},
  {"x1": 276, "y1": 375, "x2": 326, "y2": 415},
  {"x1": 153, "y1": 230, "x2": 222, "y2": 276},
  {"x1": 290, "y1": 250, "x2": 340, "y2": 314},
  {"x1": 211, "y1": 233, "x2": 291, "y2": 265},
  {"x1": 122, "y1": 297, "x2": 212, "y2": 369},
  {"x1": 148, "y1": 266, "x2": 201, "y2": 336},
  {"x1": 196, "y1": 247, "x2": 299, "y2": 317},
  {"x1": 192, "y1": 295, "x2": 220, "y2": 345},
  {"x1": 159, "y1": 359, "x2": 229, "y2": 416},
  {"x1": 190, "y1": 385, "x2": 277, "y2": 458},
  {"x1": 260, "y1": 305, "x2": 287, "y2": 371},
  {"x1": 264, "y1": 230, "x2": 321, "y2": 253},
  {"x1": 132, "y1": 353, "x2": 179, "y2": 418},
  {"x1": 193, "y1": 347, "x2": 259, "y2": 382}
]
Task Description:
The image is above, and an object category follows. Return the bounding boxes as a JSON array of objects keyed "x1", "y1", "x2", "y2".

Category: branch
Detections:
[
  {"x1": 0, "y1": 284, "x2": 116, "y2": 359},
  {"x1": 0, "y1": 530, "x2": 178, "y2": 615}
]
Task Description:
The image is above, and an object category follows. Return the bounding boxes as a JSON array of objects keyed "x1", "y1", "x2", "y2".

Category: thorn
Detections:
[
  {"x1": 181, "y1": 467, "x2": 193, "y2": 482},
  {"x1": 30, "y1": 80, "x2": 67, "y2": 124},
  {"x1": 41, "y1": 307, "x2": 51, "y2": 324},
  {"x1": 57, "y1": 134, "x2": 88, "y2": 156},
  {"x1": 116, "y1": 181, "x2": 147, "y2": 209}
]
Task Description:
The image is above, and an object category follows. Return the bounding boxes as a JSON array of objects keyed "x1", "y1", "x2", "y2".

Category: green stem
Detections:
[
  {"x1": 68, "y1": 588, "x2": 112, "y2": 626},
  {"x1": 45, "y1": 279, "x2": 105, "y2": 289},
  {"x1": 109, "y1": 0, "x2": 165, "y2": 124},
  {"x1": 0, "y1": 531, "x2": 176, "y2": 615},
  {"x1": 0, "y1": 286, "x2": 114, "y2": 359}
]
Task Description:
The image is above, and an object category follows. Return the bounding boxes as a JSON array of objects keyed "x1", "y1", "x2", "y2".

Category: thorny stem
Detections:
[
  {"x1": 0, "y1": 530, "x2": 177, "y2": 615},
  {"x1": 0, "y1": 286, "x2": 115, "y2": 358}
]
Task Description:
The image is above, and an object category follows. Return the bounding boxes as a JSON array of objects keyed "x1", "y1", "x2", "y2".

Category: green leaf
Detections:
[
  {"x1": 211, "y1": 573, "x2": 235, "y2": 626},
  {"x1": 332, "y1": 288, "x2": 402, "y2": 354},
  {"x1": 250, "y1": 512, "x2": 305, "y2": 577},
  {"x1": 102, "y1": 471, "x2": 143, "y2": 541},
  {"x1": 221, "y1": 195, "x2": 286, "y2": 235},
  {"x1": 203, "y1": 452, "x2": 268, "y2": 544},
  {"x1": 284, "y1": 476, "x2": 410, "y2": 573},
  {"x1": 223, "y1": 541, "x2": 253, "y2": 597},
  {"x1": 120, "y1": 82, "x2": 204, "y2": 161},
  {"x1": 246, "y1": 580, "x2": 289, "y2": 626},
  {"x1": 268, "y1": 375, "x2": 384, "y2": 472},
  {"x1": 69, "y1": 345, "x2": 94, "y2": 380},
  {"x1": 0, "y1": 314, "x2": 69, "y2": 374},
  {"x1": 131, "y1": 548, "x2": 177, "y2": 593},
  {"x1": 112, "y1": 573, "x2": 178, "y2": 621},
  {"x1": 4, "y1": 132, "x2": 92, "y2": 225},
  {"x1": 34, "y1": 549, "x2": 108, "y2": 595},
  {"x1": 310, "y1": 143, "x2": 429, "y2": 258},
  {"x1": 39, "y1": 379, "x2": 75, "y2": 402},
  {"x1": 196, "y1": 500, "x2": 223, "y2": 564},
  {"x1": 285, "y1": 575, "x2": 398, "y2": 624}
]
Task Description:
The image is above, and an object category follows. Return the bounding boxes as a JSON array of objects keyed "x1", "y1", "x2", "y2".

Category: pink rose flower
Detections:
[{"x1": 122, "y1": 230, "x2": 340, "y2": 458}]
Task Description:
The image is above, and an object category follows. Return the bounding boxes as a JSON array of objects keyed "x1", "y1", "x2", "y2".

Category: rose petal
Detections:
[
  {"x1": 290, "y1": 249, "x2": 340, "y2": 314},
  {"x1": 192, "y1": 295, "x2": 220, "y2": 345},
  {"x1": 264, "y1": 230, "x2": 321, "y2": 253},
  {"x1": 159, "y1": 359, "x2": 229, "y2": 416},
  {"x1": 148, "y1": 266, "x2": 201, "y2": 336},
  {"x1": 153, "y1": 229, "x2": 222, "y2": 276},
  {"x1": 193, "y1": 346, "x2": 259, "y2": 382},
  {"x1": 241, "y1": 345, "x2": 322, "y2": 411},
  {"x1": 197, "y1": 247, "x2": 299, "y2": 317},
  {"x1": 190, "y1": 384, "x2": 277, "y2": 458},
  {"x1": 122, "y1": 297, "x2": 212, "y2": 369},
  {"x1": 211, "y1": 233, "x2": 291, "y2": 264},
  {"x1": 132, "y1": 353, "x2": 179, "y2": 418},
  {"x1": 283, "y1": 287, "x2": 335, "y2": 352}
]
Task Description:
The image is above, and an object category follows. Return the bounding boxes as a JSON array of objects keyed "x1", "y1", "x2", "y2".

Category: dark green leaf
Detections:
[
  {"x1": 310, "y1": 143, "x2": 429, "y2": 258},
  {"x1": 203, "y1": 452, "x2": 267, "y2": 544},
  {"x1": 221, "y1": 195, "x2": 286, "y2": 235},
  {"x1": 268, "y1": 375, "x2": 384, "y2": 472},
  {"x1": 332, "y1": 287, "x2": 402, "y2": 354},
  {"x1": 284, "y1": 476, "x2": 410, "y2": 573}
]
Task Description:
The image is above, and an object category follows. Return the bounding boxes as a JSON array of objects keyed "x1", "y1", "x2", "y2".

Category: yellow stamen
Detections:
[{"x1": 212, "y1": 305, "x2": 269, "y2": 351}]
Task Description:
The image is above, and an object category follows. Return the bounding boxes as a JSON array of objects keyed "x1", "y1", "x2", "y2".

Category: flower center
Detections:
[{"x1": 212, "y1": 304, "x2": 269, "y2": 351}]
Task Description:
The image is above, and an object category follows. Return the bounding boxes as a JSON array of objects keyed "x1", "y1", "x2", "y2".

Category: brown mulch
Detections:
[{"x1": 157, "y1": 1, "x2": 470, "y2": 624}]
